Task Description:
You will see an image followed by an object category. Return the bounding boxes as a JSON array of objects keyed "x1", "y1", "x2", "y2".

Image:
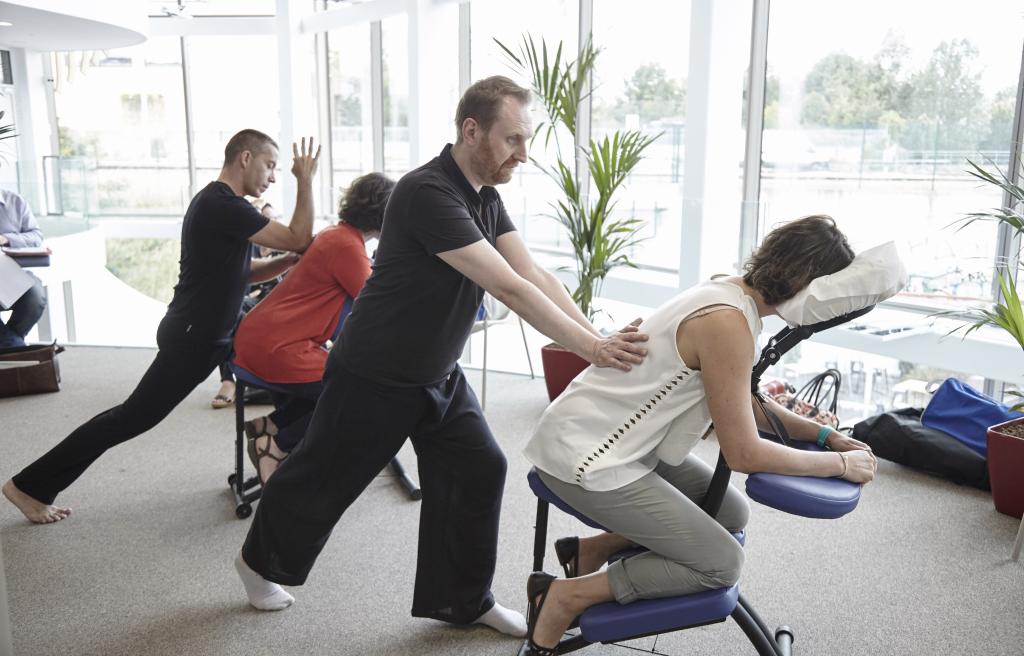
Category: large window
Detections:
[
  {"x1": 54, "y1": 38, "x2": 189, "y2": 219},
  {"x1": 470, "y1": 0, "x2": 579, "y2": 250},
  {"x1": 381, "y1": 15, "x2": 410, "y2": 178},
  {"x1": 327, "y1": 23, "x2": 374, "y2": 205},
  {"x1": 762, "y1": 0, "x2": 1022, "y2": 311},
  {"x1": 187, "y1": 35, "x2": 281, "y2": 206},
  {"x1": 591, "y1": 1, "x2": 692, "y2": 273},
  {"x1": 761, "y1": 331, "x2": 987, "y2": 423}
]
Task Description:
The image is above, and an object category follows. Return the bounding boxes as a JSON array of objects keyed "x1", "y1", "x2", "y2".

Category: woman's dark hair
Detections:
[
  {"x1": 742, "y1": 214, "x2": 854, "y2": 305},
  {"x1": 337, "y1": 172, "x2": 395, "y2": 233}
]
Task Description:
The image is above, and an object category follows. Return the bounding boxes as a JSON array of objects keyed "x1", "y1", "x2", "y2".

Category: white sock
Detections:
[
  {"x1": 474, "y1": 601, "x2": 527, "y2": 637},
  {"x1": 234, "y1": 552, "x2": 295, "y2": 611}
]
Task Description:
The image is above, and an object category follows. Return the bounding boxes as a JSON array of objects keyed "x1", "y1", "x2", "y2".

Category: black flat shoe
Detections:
[
  {"x1": 518, "y1": 571, "x2": 559, "y2": 656},
  {"x1": 554, "y1": 537, "x2": 580, "y2": 578}
]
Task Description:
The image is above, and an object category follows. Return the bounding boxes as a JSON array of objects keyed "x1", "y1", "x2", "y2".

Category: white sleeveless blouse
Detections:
[{"x1": 523, "y1": 280, "x2": 762, "y2": 491}]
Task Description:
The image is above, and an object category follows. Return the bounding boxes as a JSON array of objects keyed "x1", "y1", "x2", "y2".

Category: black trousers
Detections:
[
  {"x1": 241, "y1": 363, "x2": 507, "y2": 625},
  {"x1": 13, "y1": 317, "x2": 229, "y2": 505},
  {"x1": 268, "y1": 380, "x2": 323, "y2": 452}
]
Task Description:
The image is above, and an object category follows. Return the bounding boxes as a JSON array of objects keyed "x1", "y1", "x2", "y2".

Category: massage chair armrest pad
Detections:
[{"x1": 745, "y1": 472, "x2": 860, "y2": 519}]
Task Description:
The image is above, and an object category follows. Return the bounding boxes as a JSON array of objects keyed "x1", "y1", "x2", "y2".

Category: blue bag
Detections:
[{"x1": 921, "y1": 378, "x2": 1023, "y2": 457}]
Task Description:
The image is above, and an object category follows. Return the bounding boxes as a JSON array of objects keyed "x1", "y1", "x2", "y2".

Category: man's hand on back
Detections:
[
  {"x1": 618, "y1": 317, "x2": 643, "y2": 333},
  {"x1": 291, "y1": 137, "x2": 321, "y2": 183},
  {"x1": 588, "y1": 325, "x2": 649, "y2": 372}
]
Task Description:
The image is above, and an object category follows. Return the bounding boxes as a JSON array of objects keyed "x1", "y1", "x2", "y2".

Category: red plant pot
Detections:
[
  {"x1": 540, "y1": 343, "x2": 589, "y2": 401},
  {"x1": 987, "y1": 417, "x2": 1024, "y2": 519}
]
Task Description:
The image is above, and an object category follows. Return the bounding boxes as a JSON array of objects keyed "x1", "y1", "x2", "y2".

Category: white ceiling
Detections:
[{"x1": 0, "y1": 1, "x2": 147, "y2": 51}]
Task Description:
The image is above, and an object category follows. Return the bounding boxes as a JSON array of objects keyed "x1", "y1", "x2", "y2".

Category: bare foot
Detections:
[{"x1": 2, "y1": 479, "x2": 71, "y2": 524}]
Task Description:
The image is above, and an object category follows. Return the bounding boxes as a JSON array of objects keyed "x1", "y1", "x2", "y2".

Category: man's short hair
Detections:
[
  {"x1": 223, "y1": 129, "x2": 279, "y2": 167},
  {"x1": 454, "y1": 76, "x2": 531, "y2": 141}
]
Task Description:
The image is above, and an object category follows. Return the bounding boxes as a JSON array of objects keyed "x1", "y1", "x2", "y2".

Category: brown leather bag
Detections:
[{"x1": 0, "y1": 344, "x2": 64, "y2": 397}]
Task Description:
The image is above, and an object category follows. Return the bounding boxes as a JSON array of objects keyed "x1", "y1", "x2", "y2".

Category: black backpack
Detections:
[{"x1": 852, "y1": 407, "x2": 990, "y2": 491}]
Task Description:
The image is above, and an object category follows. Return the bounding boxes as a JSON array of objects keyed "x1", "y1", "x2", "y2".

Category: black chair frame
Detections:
[{"x1": 227, "y1": 371, "x2": 422, "y2": 519}]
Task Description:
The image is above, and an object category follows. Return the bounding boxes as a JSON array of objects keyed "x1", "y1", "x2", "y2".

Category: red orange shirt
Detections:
[{"x1": 233, "y1": 222, "x2": 370, "y2": 383}]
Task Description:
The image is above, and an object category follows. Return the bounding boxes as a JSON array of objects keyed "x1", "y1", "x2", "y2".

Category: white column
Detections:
[
  {"x1": 276, "y1": 0, "x2": 318, "y2": 216},
  {"x1": 458, "y1": 2, "x2": 471, "y2": 94},
  {"x1": 6, "y1": 48, "x2": 53, "y2": 213},
  {"x1": 313, "y1": 29, "x2": 334, "y2": 213},
  {"x1": 370, "y1": 21, "x2": 384, "y2": 172},
  {"x1": 679, "y1": 0, "x2": 752, "y2": 288},
  {"x1": 407, "y1": 0, "x2": 458, "y2": 167}
]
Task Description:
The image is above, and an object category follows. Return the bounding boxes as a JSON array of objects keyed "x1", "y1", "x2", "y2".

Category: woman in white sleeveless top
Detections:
[{"x1": 519, "y1": 216, "x2": 879, "y2": 656}]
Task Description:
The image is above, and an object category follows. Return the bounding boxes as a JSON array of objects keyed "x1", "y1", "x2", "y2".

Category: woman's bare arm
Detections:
[{"x1": 679, "y1": 309, "x2": 875, "y2": 483}]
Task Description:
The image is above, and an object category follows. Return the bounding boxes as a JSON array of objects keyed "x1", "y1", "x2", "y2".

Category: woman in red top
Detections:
[{"x1": 233, "y1": 172, "x2": 395, "y2": 484}]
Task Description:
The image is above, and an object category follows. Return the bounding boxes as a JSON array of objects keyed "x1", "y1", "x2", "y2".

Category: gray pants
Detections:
[{"x1": 538, "y1": 455, "x2": 749, "y2": 604}]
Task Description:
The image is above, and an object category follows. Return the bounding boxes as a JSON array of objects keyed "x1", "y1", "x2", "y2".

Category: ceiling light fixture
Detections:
[{"x1": 0, "y1": 22, "x2": 13, "y2": 27}]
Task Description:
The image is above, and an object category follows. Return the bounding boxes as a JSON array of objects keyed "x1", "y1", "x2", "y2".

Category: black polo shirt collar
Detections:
[{"x1": 438, "y1": 143, "x2": 500, "y2": 208}]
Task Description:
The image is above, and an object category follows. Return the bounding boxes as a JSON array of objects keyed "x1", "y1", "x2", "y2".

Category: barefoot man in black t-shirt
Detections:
[
  {"x1": 233, "y1": 77, "x2": 649, "y2": 643},
  {"x1": 3, "y1": 129, "x2": 320, "y2": 524}
]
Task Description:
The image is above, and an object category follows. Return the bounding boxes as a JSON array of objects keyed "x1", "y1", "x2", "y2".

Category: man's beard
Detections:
[{"x1": 474, "y1": 140, "x2": 512, "y2": 186}]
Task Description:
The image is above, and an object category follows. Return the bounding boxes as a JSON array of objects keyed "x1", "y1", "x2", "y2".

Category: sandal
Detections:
[
  {"x1": 517, "y1": 571, "x2": 559, "y2": 656},
  {"x1": 554, "y1": 537, "x2": 580, "y2": 579},
  {"x1": 211, "y1": 394, "x2": 234, "y2": 409},
  {"x1": 245, "y1": 417, "x2": 286, "y2": 486}
]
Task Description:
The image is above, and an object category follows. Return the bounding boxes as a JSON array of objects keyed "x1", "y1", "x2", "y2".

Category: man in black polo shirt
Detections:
[
  {"x1": 234, "y1": 78, "x2": 648, "y2": 637},
  {"x1": 3, "y1": 130, "x2": 321, "y2": 524}
]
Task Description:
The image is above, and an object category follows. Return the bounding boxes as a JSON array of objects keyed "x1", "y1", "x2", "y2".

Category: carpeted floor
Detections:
[{"x1": 1, "y1": 346, "x2": 1022, "y2": 656}]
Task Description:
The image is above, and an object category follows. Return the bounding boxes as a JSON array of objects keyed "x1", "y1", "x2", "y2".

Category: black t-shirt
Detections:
[
  {"x1": 337, "y1": 144, "x2": 517, "y2": 386},
  {"x1": 164, "y1": 181, "x2": 269, "y2": 343}
]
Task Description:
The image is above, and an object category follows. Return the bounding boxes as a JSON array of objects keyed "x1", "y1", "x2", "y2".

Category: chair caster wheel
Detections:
[
  {"x1": 228, "y1": 473, "x2": 238, "y2": 486},
  {"x1": 410, "y1": 489, "x2": 423, "y2": 501},
  {"x1": 235, "y1": 503, "x2": 252, "y2": 519}
]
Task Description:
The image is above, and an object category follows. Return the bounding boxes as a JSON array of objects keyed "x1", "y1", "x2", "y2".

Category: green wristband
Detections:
[{"x1": 816, "y1": 425, "x2": 832, "y2": 449}]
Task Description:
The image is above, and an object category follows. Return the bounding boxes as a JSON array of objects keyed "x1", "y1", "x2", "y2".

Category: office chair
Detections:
[{"x1": 227, "y1": 296, "x2": 421, "y2": 519}]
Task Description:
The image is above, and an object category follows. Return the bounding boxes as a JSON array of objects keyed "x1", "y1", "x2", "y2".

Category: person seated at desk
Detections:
[
  {"x1": 0, "y1": 188, "x2": 46, "y2": 349},
  {"x1": 517, "y1": 215, "x2": 879, "y2": 656},
  {"x1": 232, "y1": 172, "x2": 395, "y2": 484}
]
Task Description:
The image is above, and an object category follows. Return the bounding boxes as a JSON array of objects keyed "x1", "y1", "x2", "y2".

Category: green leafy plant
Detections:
[
  {"x1": 943, "y1": 155, "x2": 1024, "y2": 408},
  {"x1": 496, "y1": 35, "x2": 660, "y2": 320},
  {"x1": 0, "y1": 110, "x2": 14, "y2": 141}
]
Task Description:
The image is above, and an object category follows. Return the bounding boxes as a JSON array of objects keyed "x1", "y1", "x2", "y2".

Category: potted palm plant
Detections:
[
  {"x1": 949, "y1": 156, "x2": 1024, "y2": 518},
  {"x1": 497, "y1": 35, "x2": 659, "y2": 400}
]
